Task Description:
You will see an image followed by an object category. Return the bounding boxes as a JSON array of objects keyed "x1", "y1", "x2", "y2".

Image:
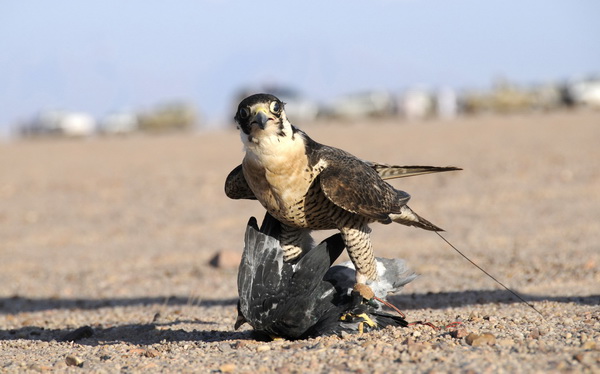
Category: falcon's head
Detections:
[{"x1": 234, "y1": 93, "x2": 294, "y2": 144}]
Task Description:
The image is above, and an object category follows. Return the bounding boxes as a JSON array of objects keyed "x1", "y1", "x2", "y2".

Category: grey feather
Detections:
[{"x1": 325, "y1": 258, "x2": 417, "y2": 300}]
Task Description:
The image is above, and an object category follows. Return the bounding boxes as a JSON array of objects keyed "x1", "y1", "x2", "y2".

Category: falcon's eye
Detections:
[
  {"x1": 269, "y1": 101, "x2": 282, "y2": 114},
  {"x1": 238, "y1": 107, "x2": 250, "y2": 120}
]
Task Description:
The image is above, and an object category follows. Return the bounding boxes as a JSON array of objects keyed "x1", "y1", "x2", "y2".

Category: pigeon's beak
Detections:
[{"x1": 251, "y1": 108, "x2": 271, "y2": 130}]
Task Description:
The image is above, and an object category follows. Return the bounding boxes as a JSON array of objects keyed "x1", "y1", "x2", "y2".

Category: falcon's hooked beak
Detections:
[{"x1": 251, "y1": 107, "x2": 271, "y2": 130}]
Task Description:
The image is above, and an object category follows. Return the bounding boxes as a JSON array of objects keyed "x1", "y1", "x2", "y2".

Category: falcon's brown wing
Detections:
[
  {"x1": 225, "y1": 164, "x2": 257, "y2": 200},
  {"x1": 316, "y1": 148, "x2": 410, "y2": 223}
]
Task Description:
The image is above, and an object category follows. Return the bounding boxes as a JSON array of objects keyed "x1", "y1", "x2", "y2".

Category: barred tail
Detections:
[
  {"x1": 372, "y1": 164, "x2": 461, "y2": 180},
  {"x1": 389, "y1": 205, "x2": 443, "y2": 232}
]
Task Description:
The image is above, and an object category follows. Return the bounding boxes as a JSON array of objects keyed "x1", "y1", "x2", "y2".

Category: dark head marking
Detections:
[{"x1": 234, "y1": 93, "x2": 286, "y2": 135}]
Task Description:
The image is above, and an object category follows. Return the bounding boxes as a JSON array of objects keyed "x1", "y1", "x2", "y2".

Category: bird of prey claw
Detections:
[
  {"x1": 226, "y1": 93, "x2": 460, "y2": 287},
  {"x1": 236, "y1": 212, "x2": 414, "y2": 340}
]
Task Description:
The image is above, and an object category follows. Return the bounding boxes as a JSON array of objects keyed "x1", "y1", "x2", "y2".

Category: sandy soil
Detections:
[{"x1": 1, "y1": 111, "x2": 599, "y2": 373}]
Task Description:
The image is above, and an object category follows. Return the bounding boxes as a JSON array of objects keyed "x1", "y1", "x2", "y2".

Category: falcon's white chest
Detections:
[{"x1": 242, "y1": 132, "x2": 316, "y2": 224}]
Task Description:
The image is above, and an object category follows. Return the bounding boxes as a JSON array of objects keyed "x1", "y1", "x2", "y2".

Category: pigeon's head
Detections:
[{"x1": 235, "y1": 93, "x2": 293, "y2": 144}]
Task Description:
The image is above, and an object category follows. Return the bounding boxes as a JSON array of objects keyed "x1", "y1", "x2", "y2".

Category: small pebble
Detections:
[
  {"x1": 208, "y1": 250, "x2": 241, "y2": 269},
  {"x1": 581, "y1": 341, "x2": 596, "y2": 350},
  {"x1": 529, "y1": 328, "x2": 540, "y2": 339},
  {"x1": 496, "y1": 338, "x2": 514, "y2": 347},
  {"x1": 256, "y1": 345, "x2": 271, "y2": 352},
  {"x1": 573, "y1": 352, "x2": 594, "y2": 365},
  {"x1": 450, "y1": 329, "x2": 469, "y2": 339},
  {"x1": 219, "y1": 363, "x2": 236, "y2": 373},
  {"x1": 144, "y1": 349, "x2": 160, "y2": 358},
  {"x1": 65, "y1": 355, "x2": 84, "y2": 367},
  {"x1": 465, "y1": 333, "x2": 496, "y2": 347}
]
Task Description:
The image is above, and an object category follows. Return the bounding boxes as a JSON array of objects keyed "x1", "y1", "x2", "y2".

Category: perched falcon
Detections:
[
  {"x1": 225, "y1": 93, "x2": 460, "y2": 286},
  {"x1": 236, "y1": 213, "x2": 413, "y2": 340}
]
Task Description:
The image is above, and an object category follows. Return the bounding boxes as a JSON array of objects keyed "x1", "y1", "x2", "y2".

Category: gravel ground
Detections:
[{"x1": 1, "y1": 111, "x2": 599, "y2": 373}]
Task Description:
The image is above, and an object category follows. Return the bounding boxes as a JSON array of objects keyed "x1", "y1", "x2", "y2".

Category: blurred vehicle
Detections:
[
  {"x1": 530, "y1": 83, "x2": 562, "y2": 111},
  {"x1": 20, "y1": 110, "x2": 96, "y2": 138},
  {"x1": 233, "y1": 86, "x2": 320, "y2": 123},
  {"x1": 434, "y1": 87, "x2": 458, "y2": 120},
  {"x1": 398, "y1": 88, "x2": 434, "y2": 120},
  {"x1": 462, "y1": 79, "x2": 537, "y2": 114},
  {"x1": 137, "y1": 102, "x2": 198, "y2": 132},
  {"x1": 566, "y1": 78, "x2": 600, "y2": 108},
  {"x1": 328, "y1": 91, "x2": 396, "y2": 119},
  {"x1": 99, "y1": 111, "x2": 139, "y2": 135}
]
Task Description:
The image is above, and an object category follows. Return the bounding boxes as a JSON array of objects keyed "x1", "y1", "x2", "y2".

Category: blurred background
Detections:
[{"x1": 1, "y1": 0, "x2": 599, "y2": 139}]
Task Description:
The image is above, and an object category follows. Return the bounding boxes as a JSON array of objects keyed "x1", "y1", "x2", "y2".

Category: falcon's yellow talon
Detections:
[
  {"x1": 340, "y1": 312, "x2": 378, "y2": 335},
  {"x1": 356, "y1": 313, "x2": 376, "y2": 328}
]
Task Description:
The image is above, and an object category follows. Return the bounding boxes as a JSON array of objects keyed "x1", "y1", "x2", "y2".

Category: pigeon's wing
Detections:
[
  {"x1": 237, "y1": 213, "x2": 347, "y2": 339},
  {"x1": 225, "y1": 164, "x2": 257, "y2": 200},
  {"x1": 267, "y1": 232, "x2": 345, "y2": 338},
  {"x1": 237, "y1": 216, "x2": 290, "y2": 330},
  {"x1": 367, "y1": 163, "x2": 462, "y2": 180},
  {"x1": 317, "y1": 148, "x2": 410, "y2": 222}
]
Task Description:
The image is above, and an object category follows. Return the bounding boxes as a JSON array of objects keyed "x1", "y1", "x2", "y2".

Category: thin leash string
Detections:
[
  {"x1": 372, "y1": 295, "x2": 463, "y2": 330},
  {"x1": 434, "y1": 231, "x2": 545, "y2": 319}
]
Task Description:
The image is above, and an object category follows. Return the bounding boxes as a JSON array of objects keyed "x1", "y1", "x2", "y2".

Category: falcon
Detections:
[{"x1": 225, "y1": 93, "x2": 460, "y2": 287}]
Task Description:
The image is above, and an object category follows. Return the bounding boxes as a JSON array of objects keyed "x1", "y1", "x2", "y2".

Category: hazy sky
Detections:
[{"x1": 1, "y1": 0, "x2": 598, "y2": 132}]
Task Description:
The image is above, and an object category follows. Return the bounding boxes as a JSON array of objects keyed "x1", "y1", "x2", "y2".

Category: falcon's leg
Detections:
[
  {"x1": 339, "y1": 224, "x2": 378, "y2": 283},
  {"x1": 280, "y1": 224, "x2": 313, "y2": 262}
]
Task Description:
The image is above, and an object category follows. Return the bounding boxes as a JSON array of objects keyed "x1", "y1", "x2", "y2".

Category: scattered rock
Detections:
[
  {"x1": 219, "y1": 363, "x2": 236, "y2": 373},
  {"x1": 144, "y1": 348, "x2": 160, "y2": 358},
  {"x1": 468, "y1": 312, "x2": 482, "y2": 322},
  {"x1": 360, "y1": 340, "x2": 376, "y2": 348},
  {"x1": 450, "y1": 328, "x2": 469, "y2": 339},
  {"x1": 581, "y1": 340, "x2": 597, "y2": 350},
  {"x1": 496, "y1": 338, "x2": 515, "y2": 347},
  {"x1": 60, "y1": 326, "x2": 94, "y2": 342},
  {"x1": 65, "y1": 355, "x2": 84, "y2": 367},
  {"x1": 209, "y1": 250, "x2": 242, "y2": 269},
  {"x1": 465, "y1": 333, "x2": 478, "y2": 345},
  {"x1": 128, "y1": 348, "x2": 146, "y2": 355},
  {"x1": 256, "y1": 345, "x2": 271, "y2": 352},
  {"x1": 284, "y1": 342, "x2": 305, "y2": 350},
  {"x1": 406, "y1": 338, "x2": 429, "y2": 354},
  {"x1": 573, "y1": 352, "x2": 594, "y2": 365},
  {"x1": 465, "y1": 333, "x2": 496, "y2": 347},
  {"x1": 28, "y1": 363, "x2": 52, "y2": 372},
  {"x1": 529, "y1": 328, "x2": 540, "y2": 339},
  {"x1": 232, "y1": 341, "x2": 247, "y2": 349}
]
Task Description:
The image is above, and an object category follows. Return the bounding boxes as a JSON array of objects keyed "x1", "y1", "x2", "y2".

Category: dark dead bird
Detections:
[{"x1": 235, "y1": 213, "x2": 415, "y2": 340}]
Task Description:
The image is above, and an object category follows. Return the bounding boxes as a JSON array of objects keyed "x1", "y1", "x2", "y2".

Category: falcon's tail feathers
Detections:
[
  {"x1": 371, "y1": 164, "x2": 462, "y2": 180},
  {"x1": 389, "y1": 205, "x2": 443, "y2": 232}
]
